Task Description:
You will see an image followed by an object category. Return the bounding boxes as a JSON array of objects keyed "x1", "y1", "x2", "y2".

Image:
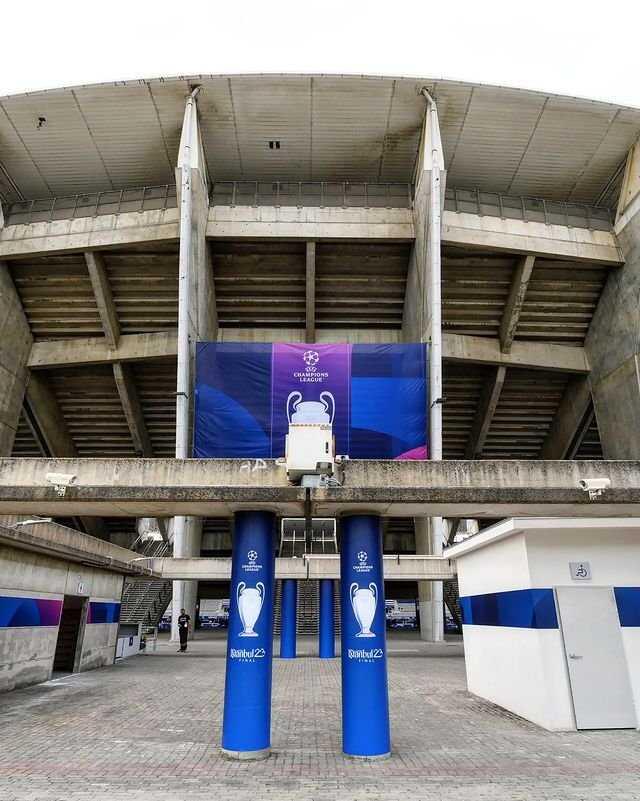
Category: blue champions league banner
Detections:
[{"x1": 194, "y1": 342, "x2": 428, "y2": 459}]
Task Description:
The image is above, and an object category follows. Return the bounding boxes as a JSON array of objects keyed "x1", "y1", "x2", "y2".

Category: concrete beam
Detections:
[
  {"x1": 500, "y1": 255, "x2": 535, "y2": 353},
  {"x1": 465, "y1": 365, "x2": 506, "y2": 458},
  {"x1": 84, "y1": 252, "x2": 120, "y2": 348},
  {"x1": 23, "y1": 374, "x2": 108, "y2": 540},
  {"x1": 0, "y1": 205, "x2": 620, "y2": 263},
  {"x1": 0, "y1": 521, "x2": 153, "y2": 576},
  {"x1": 0, "y1": 208, "x2": 179, "y2": 258},
  {"x1": 146, "y1": 555, "x2": 455, "y2": 581},
  {"x1": 442, "y1": 210, "x2": 622, "y2": 264},
  {"x1": 306, "y1": 241, "x2": 316, "y2": 341},
  {"x1": 24, "y1": 372, "x2": 76, "y2": 458},
  {"x1": 443, "y1": 333, "x2": 589, "y2": 374},
  {"x1": 112, "y1": 362, "x2": 153, "y2": 457},
  {"x1": 27, "y1": 328, "x2": 403, "y2": 370},
  {"x1": 206, "y1": 205, "x2": 414, "y2": 241},
  {"x1": 27, "y1": 329, "x2": 590, "y2": 375},
  {"x1": 540, "y1": 375, "x2": 592, "y2": 459},
  {"x1": 0, "y1": 457, "x2": 639, "y2": 518},
  {"x1": 28, "y1": 331, "x2": 179, "y2": 370}
]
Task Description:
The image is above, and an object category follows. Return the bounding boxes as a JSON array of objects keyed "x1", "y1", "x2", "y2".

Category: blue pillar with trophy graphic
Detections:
[
  {"x1": 340, "y1": 514, "x2": 391, "y2": 758},
  {"x1": 319, "y1": 578, "x2": 335, "y2": 658},
  {"x1": 222, "y1": 511, "x2": 275, "y2": 759},
  {"x1": 279, "y1": 579, "x2": 297, "y2": 658}
]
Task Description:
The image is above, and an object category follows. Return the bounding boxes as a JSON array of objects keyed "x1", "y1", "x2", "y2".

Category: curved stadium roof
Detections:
[{"x1": 1, "y1": 73, "x2": 639, "y2": 207}]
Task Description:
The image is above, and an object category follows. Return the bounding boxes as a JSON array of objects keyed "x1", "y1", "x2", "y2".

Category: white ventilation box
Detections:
[
  {"x1": 285, "y1": 424, "x2": 335, "y2": 482},
  {"x1": 284, "y1": 392, "x2": 336, "y2": 482}
]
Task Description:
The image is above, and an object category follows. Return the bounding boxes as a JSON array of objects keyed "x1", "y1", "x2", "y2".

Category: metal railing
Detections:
[
  {"x1": 444, "y1": 187, "x2": 614, "y2": 232},
  {"x1": 3, "y1": 184, "x2": 177, "y2": 226},
  {"x1": 1, "y1": 180, "x2": 614, "y2": 232},
  {"x1": 210, "y1": 180, "x2": 414, "y2": 209}
]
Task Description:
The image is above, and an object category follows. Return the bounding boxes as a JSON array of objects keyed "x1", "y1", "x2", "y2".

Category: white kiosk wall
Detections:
[{"x1": 447, "y1": 519, "x2": 640, "y2": 731}]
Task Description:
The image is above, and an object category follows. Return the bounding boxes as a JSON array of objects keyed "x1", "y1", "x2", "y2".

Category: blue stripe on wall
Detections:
[
  {"x1": 87, "y1": 601, "x2": 120, "y2": 624},
  {"x1": 614, "y1": 587, "x2": 640, "y2": 627},
  {"x1": 0, "y1": 595, "x2": 62, "y2": 627},
  {"x1": 459, "y1": 588, "x2": 558, "y2": 629}
]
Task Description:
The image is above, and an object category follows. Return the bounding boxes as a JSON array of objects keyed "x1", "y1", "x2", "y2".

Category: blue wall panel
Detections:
[{"x1": 460, "y1": 589, "x2": 558, "y2": 629}]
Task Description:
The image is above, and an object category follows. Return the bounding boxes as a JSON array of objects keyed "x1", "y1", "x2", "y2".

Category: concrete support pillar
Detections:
[
  {"x1": 279, "y1": 579, "x2": 297, "y2": 659},
  {"x1": 402, "y1": 93, "x2": 446, "y2": 643},
  {"x1": 586, "y1": 139, "x2": 640, "y2": 458},
  {"x1": 340, "y1": 514, "x2": 390, "y2": 759},
  {"x1": 0, "y1": 262, "x2": 32, "y2": 456},
  {"x1": 171, "y1": 87, "x2": 217, "y2": 640},
  {"x1": 415, "y1": 517, "x2": 441, "y2": 641},
  {"x1": 222, "y1": 511, "x2": 275, "y2": 759},
  {"x1": 171, "y1": 516, "x2": 202, "y2": 639},
  {"x1": 319, "y1": 578, "x2": 336, "y2": 658}
]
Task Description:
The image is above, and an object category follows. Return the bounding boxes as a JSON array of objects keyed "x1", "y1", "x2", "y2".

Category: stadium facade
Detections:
[{"x1": 1, "y1": 74, "x2": 640, "y2": 744}]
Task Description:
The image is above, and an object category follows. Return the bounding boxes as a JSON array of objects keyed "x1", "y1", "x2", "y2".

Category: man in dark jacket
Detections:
[{"x1": 177, "y1": 608, "x2": 191, "y2": 652}]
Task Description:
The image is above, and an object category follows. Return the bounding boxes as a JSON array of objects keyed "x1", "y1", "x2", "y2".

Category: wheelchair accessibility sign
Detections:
[{"x1": 569, "y1": 561, "x2": 592, "y2": 581}]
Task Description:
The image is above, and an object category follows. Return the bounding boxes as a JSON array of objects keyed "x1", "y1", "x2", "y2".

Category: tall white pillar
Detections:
[
  {"x1": 406, "y1": 90, "x2": 446, "y2": 643},
  {"x1": 170, "y1": 86, "x2": 217, "y2": 642}
]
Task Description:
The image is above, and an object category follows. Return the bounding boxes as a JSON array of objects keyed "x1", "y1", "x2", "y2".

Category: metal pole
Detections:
[
  {"x1": 421, "y1": 89, "x2": 444, "y2": 642},
  {"x1": 172, "y1": 86, "x2": 201, "y2": 643}
]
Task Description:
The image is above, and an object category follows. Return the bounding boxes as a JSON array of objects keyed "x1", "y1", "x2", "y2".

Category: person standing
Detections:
[{"x1": 177, "y1": 608, "x2": 191, "y2": 652}]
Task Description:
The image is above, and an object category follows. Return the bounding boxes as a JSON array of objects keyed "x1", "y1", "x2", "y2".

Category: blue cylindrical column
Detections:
[
  {"x1": 222, "y1": 511, "x2": 275, "y2": 759},
  {"x1": 319, "y1": 578, "x2": 335, "y2": 658},
  {"x1": 340, "y1": 514, "x2": 391, "y2": 759},
  {"x1": 279, "y1": 579, "x2": 297, "y2": 658}
]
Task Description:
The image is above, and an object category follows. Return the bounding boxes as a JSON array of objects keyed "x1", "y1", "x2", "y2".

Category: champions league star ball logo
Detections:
[
  {"x1": 303, "y1": 350, "x2": 320, "y2": 367},
  {"x1": 357, "y1": 551, "x2": 368, "y2": 564},
  {"x1": 247, "y1": 550, "x2": 258, "y2": 563}
]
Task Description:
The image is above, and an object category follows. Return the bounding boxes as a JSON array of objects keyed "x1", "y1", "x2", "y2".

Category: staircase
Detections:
[
  {"x1": 120, "y1": 539, "x2": 173, "y2": 628},
  {"x1": 273, "y1": 579, "x2": 341, "y2": 635},
  {"x1": 443, "y1": 577, "x2": 462, "y2": 631}
]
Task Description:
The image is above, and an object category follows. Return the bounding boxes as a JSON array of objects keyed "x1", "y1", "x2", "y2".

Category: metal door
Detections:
[{"x1": 556, "y1": 586, "x2": 636, "y2": 729}]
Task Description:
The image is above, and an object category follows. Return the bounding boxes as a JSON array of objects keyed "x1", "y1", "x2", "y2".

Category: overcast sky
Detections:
[{"x1": 1, "y1": 0, "x2": 638, "y2": 107}]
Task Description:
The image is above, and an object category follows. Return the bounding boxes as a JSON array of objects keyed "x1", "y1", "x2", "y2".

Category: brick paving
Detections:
[{"x1": 0, "y1": 634, "x2": 639, "y2": 800}]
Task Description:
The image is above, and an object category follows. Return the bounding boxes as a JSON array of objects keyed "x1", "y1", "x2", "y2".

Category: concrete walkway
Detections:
[{"x1": 0, "y1": 634, "x2": 638, "y2": 800}]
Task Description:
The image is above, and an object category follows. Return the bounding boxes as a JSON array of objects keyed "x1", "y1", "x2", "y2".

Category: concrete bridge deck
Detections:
[
  {"x1": 144, "y1": 554, "x2": 455, "y2": 581},
  {"x1": 0, "y1": 457, "x2": 639, "y2": 518}
]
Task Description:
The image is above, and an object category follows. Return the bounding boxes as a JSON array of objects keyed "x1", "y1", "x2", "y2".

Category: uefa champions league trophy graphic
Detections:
[
  {"x1": 237, "y1": 581, "x2": 265, "y2": 637},
  {"x1": 350, "y1": 582, "x2": 378, "y2": 638},
  {"x1": 287, "y1": 390, "x2": 335, "y2": 425}
]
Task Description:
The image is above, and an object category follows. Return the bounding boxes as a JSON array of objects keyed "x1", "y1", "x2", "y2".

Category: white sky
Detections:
[{"x1": 0, "y1": 0, "x2": 638, "y2": 107}]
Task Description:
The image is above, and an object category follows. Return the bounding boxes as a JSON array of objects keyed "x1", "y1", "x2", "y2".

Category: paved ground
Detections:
[{"x1": 0, "y1": 633, "x2": 639, "y2": 801}]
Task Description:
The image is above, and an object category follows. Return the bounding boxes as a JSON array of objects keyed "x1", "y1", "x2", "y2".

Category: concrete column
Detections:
[
  {"x1": 403, "y1": 95, "x2": 446, "y2": 643},
  {"x1": 415, "y1": 517, "x2": 436, "y2": 641},
  {"x1": 171, "y1": 516, "x2": 202, "y2": 640},
  {"x1": 586, "y1": 139, "x2": 640, "y2": 458},
  {"x1": 279, "y1": 579, "x2": 297, "y2": 659},
  {"x1": 0, "y1": 262, "x2": 32, "y2": 456},
  {"x1": 171, "y1": 87, "x2": 217, "y2": 641}
]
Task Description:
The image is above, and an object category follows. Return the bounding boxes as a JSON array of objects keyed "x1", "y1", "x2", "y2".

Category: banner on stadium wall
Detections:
[{"x1": 194, "y1": 342, "x2": 428, "y2": 460}]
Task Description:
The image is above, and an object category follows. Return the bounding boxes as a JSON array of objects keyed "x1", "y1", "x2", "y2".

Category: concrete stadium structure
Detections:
[{"x1": 2, "y1": 72, "x2": 640, "y2": 678}]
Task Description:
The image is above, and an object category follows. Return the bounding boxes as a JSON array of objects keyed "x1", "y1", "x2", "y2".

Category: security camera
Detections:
[
  {"x1": 578, "y1": 477, "x2": 611, "y2": 500},
  {"x1": 45, "y1": 472, "x2": 77, "y2": 497}
]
